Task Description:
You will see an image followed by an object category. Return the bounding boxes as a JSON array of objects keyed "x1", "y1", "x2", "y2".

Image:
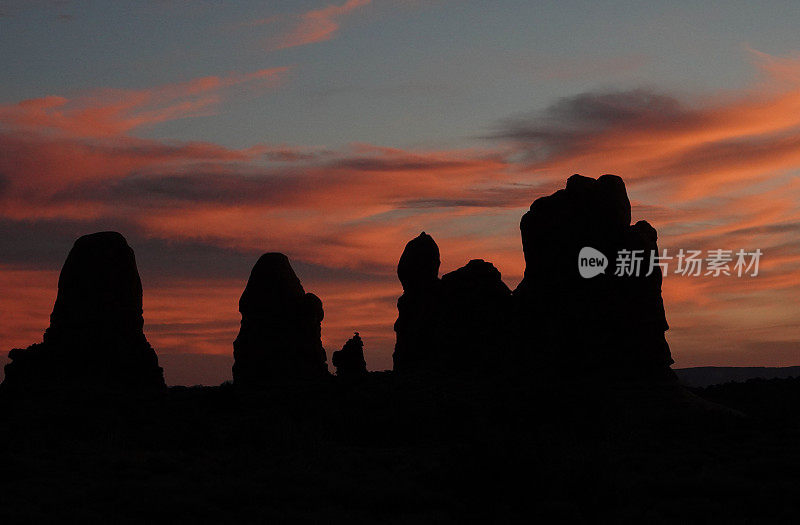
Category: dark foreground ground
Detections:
[{"x1": 2, "y1": 372, "x2": 800, "y2": 523}]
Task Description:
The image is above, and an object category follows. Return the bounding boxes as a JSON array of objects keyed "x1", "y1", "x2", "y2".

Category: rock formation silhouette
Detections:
[
  {"x1": 332, "y1": 332, "x2": 367, "y2": 378},
  {"x1": 232, "y1": 253, "x2": 327, "y2": 385},
  {"x1": 1, "y1": 232, "x2": 165, "y2": 392},
  {"x1": 439, "y1": 259, "x2": 512, "y2": 368},
  {"x1": 397, "y1": 231, "x2": 441, "y2": 291},
  {"x1": 393, "y1": 175, "x2": 674, "y2": 380},
  {"x1": 513, "y1": 174, "x2": 674, "y2": 379},
  {"x1": 393, "y1": 233, "x2": 510, "y2": 372},
  {"x1": 393, "y1": 232, "x2": 443, "y2": 372}
]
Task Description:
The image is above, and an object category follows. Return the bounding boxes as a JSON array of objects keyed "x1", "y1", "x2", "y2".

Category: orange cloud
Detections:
[
  {"x1": 3, "y1": 51, "x2": 800, "y2": 380},
  {"x1": 492, "y1": 51, "x2": 800, "y2": 206},
  {"x1": 0, "y1": 67, "x2": 288, "y2": 139},
  {"x1": 0, "y1": 67, "x2": 290, "y2": 220},
  {"x1": 258, "y1": 0, "x2": 371, "y2": 51}
]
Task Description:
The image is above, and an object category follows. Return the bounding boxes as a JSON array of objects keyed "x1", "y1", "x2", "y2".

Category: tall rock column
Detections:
[
  {"x1": 392, "y1": 233, "x2": 512, "y2": 373},
  {"x1": 513, "y1": 174, "x2": 674, "y2": 379},
  {"x1": 392, "y1": 233, "x2": 443, "y2": 372},
  {"x1": 232, "y1": 253, "x2": 327, "y2": 385},
  {"x1": 2, "y1": 232, "x2": 165, "y2": 392}
]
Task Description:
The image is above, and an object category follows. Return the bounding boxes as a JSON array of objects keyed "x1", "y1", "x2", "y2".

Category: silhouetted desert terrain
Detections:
[
  {"x1": 675, "y1": 366, "x2": 800, "y2": 388},
  {"x1": 2, "y1": 176, "x2": 798, "y2": 522},
  {"x1": 3, "y1": 375, "x2": 800, "y2": 522}
]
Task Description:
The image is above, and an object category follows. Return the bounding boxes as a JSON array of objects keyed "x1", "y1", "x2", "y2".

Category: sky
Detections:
[{"x1": 1, "y1": 0, "x2": 799, "y2": 385}]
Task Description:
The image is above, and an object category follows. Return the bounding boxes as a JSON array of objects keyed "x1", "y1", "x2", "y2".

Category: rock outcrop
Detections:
[
  {"x1": 332, "y1": 332, "x2": 367, "y2": 378},
  {"x1": 513, "y1": 174, "x2": 674, "y2": 378},
  {"x1": 393, "y1": 233, "x2": 511, "y2": 372},
  {"x1": 232, "y1": 253, "x2": 327, "y2": 385},
  {"x1": 397, "y1": 232, "x2": 441, "y2": 291},
  {"x1": 393, "y1": 175, "x2": 674, "y2": 380},
  {"x1": 1, "y1": 232, "x2": 165, "y2": 392},
  {"x1": 439, "y1": 259, "x2": 512, "y2": 368},
  {"x1": 393, "y1": 233, "x2": 443, "y2": 372}
]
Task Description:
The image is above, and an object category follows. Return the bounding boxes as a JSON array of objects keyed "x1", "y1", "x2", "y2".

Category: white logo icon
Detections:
[{"x1": 578, "y1": 247, "x2": 608, "y2": 278}]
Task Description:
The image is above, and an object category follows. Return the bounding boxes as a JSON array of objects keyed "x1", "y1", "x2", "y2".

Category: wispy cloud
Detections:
[
  {"x1": 3, "y1": 50, "x2": 800, "y2": 373},
  {"x1": 0, "y1": 67, "x2": 289, "y2": 138},
  {"x1": 254, "y1": 0, "x2": 372, "y2": 51},
  {"x1": 491, "y1": 51, "x2": 800, "y2": 202},
  {"x1": 487, "y1": 49, "x2": 800, "y2": 367}
]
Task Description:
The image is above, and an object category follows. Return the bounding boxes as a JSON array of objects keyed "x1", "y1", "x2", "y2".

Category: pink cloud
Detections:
[
  {"x1": 3, "y1": 51, "x2": 800, "y2": 378},
  {"x1": 0, "y1": 67, "x2": 289, "y2": 138},
  {"x1": 261, "y1": 0, "x2": 372, "y2": 51}
]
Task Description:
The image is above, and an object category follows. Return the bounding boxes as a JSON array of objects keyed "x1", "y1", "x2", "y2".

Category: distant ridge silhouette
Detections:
[
  {"x1": 1, "y1": 232, "x2": 165, "y2": 392},
  {"x1": 676, "y1": 366, "x2": 800, "y2": 388}
]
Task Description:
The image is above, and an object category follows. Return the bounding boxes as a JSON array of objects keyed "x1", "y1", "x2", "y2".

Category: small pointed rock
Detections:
[{"x1": 332, "y1": 332, "x2": 368, "y2": 378}]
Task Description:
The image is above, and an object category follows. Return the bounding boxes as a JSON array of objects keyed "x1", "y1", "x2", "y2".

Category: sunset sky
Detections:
[{"x1": 2, "y1": 1, "x2": 799, "y2": 385}]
